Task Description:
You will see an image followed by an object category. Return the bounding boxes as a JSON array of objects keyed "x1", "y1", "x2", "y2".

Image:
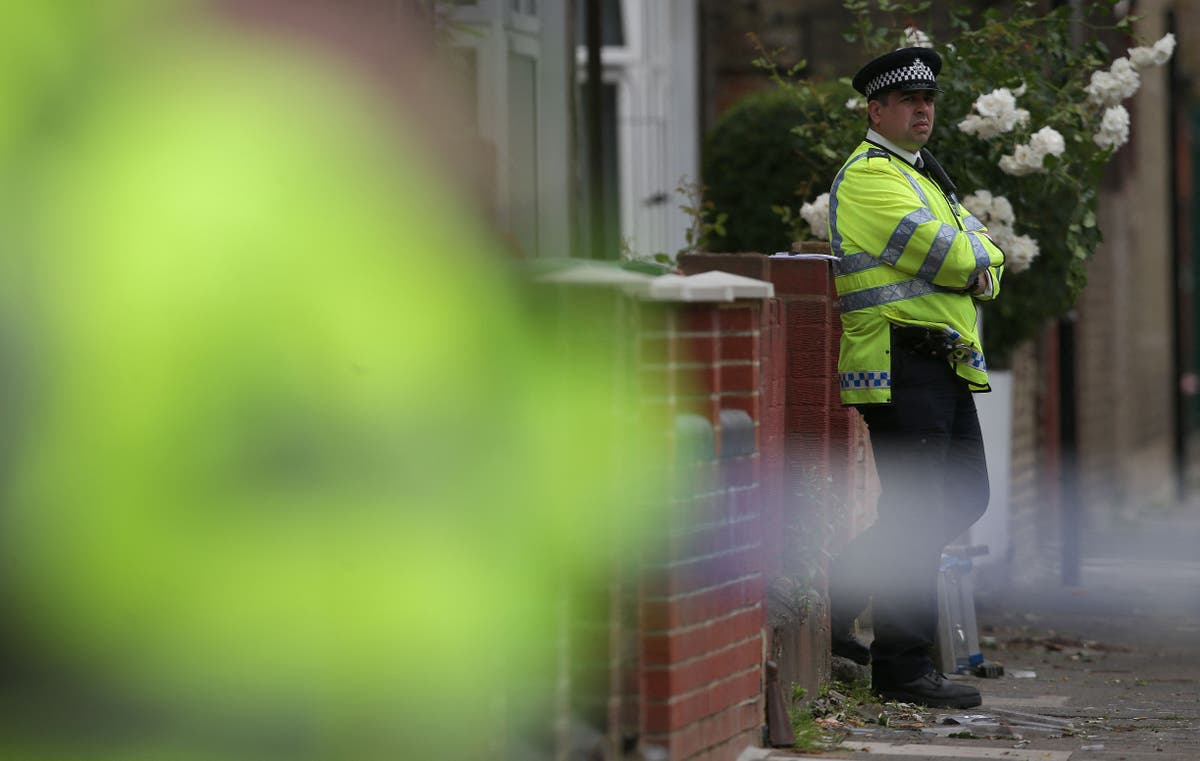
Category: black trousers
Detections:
[{"x1": 829, "y1": 338, "x2": 990, "y2": 683}]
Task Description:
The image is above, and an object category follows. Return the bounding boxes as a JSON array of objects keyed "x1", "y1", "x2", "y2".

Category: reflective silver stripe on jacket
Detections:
[
  {"x1": 897, "y1": 163, "x2": 987, "y2": 282},
  {"x1": 837, "y1": 277, "x2": 942, "y2": 313},
  {"x1": 965, "y1": 231, "x2": 992, "y2": 271},
  {"x1": 880, "y1": 208, "x2": 936, "y2": 265},
  {"x1": 829, "y1": 150, "x2": 883, "y2": 257},
  {"x1": 915, "y1": 223, "x2": 958, "y2": 281},
  {"x1": 834, "y1": 252, "x2": 882, "y2": 275},
  {"x1": 895, "y1": 164, "x2": 931, "y2": 208}
]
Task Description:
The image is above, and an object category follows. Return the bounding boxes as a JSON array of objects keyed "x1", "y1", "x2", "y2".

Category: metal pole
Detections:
[{"x1": 1059, "y1": 315, "x2": 1081, "y2": 586}]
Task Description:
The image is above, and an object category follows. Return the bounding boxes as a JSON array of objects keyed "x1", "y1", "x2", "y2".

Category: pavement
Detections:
[{"x1": 741, "y1": 505, "x2": 1200, "y2": 761}]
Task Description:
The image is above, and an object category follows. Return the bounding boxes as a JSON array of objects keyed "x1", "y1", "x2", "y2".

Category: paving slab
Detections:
[{"x1": 750, "y1": 509, "x2": 1200, "y2": 760}]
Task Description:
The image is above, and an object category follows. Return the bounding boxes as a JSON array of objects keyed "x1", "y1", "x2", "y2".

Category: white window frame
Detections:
[{"x1": 576, "y1": 0, "x2": 698, "y2": 260}]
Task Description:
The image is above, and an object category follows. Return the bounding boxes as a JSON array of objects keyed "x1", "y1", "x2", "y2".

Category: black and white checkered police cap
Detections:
[{"x1": 852, "y1": 47, "x2": 942, "y2": 99}]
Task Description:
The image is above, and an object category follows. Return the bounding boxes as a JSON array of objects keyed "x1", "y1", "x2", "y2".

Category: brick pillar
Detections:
[
  {"x1": 680, "y1": 252, "x2": 879, "y2": 706},
  {"x1": 637, "y1": 273, "x2": 775, "y2": 761}
]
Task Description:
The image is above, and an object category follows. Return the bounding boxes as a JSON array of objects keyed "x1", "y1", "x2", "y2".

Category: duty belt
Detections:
[{"x1": 891, "y1": 325, "x2": 970, "y2": 361}]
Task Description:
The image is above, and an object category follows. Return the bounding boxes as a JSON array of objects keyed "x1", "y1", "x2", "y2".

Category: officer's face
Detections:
[{"x1": 870, "y1": 89, "x2": 936, "y2": 151}]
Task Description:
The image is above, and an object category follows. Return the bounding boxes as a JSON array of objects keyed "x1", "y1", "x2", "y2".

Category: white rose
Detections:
[
  {"x1": 959, "y1": 114, "x2": 1004, "y2": 140},
  {"x1": 974, "y1": 89, "x2": 1013, "y2": 118},
  {"x1": 1085, "y1": 70, "x2": 1118, "y2": 106},
  {"x1": 990, "y1": 195, "x2": 1016, "y2": 226},
  {"x1": 1093, "y1": 104, "x2": 1130, "y2": 150},
  {"x1": 1128, "y1": 45, "x2": 1157, "y2": 69},
  {"x1": 904, "y1": 25, "x2": 933, "y2": 48},
  {"x1": 1108, "y1": 57, "x2": 1141, "y2": 100},
  {"x1": 962, "y1": 194, "x2": 989, "y2": 227},
  {"x1": 846, "y1": 97, "x2": 863, "y2": 111},
  {"x1": 800, "y1": 193, "x2": 831, "y2": 241},
  {"x1": 962, "y1": 190, "x2": 993, "y2": 218},
  {"x1": 1029, "y1": 126, "x2": 1066, "y2": 159},
  {"x1": 958, "y1": 88, "x2": 1030, "y2": 139},
  {"x1": 1001, "y1": 232, "x2": 1040, "y2": 274},
  {"x1": 962, "y1": 190, "x2": 1014, "y2": 228},
  {"x1": 959, "y1": 191, "x2": 1036, "y2": 271},
  {"x1": 999, "y1": 143, "x2": 1045, "y2": 176},
  {"x1": 1152, "y1": 33, "x2": 1176, "y2": 65},
  {"x1": 1085, "y1": 65, "x2": 1138, "y2": 107},
  {"x1": 991, "y1": 226, "x2": 1039, "y2": 273}
]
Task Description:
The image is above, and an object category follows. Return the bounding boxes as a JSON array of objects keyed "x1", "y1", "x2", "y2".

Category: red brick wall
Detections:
[
  {"x1": 676, "y1": 253, "x2": 879, "y2": 712},
  {"x1": 637, "y1": 298, "x2": 772, "y2": 760},
  {"x1": 769, "y1": 257, "x2": 876, "y2": 697},
  {"x1": 559, "y1": 254, "x2": 880, "y2": 761}
]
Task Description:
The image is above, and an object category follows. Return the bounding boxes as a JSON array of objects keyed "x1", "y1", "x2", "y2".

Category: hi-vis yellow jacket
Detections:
[{"x1": 828, "y1": 140, "x2": 1005, "y2": 405}]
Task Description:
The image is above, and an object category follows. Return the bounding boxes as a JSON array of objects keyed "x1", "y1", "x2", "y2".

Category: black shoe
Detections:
[
  {"x1": 831, "y1": 632, "x2": 871, "y2": 665},
  {"x1": 874, "y1": 671, "x2": 982, "y2": 708}
]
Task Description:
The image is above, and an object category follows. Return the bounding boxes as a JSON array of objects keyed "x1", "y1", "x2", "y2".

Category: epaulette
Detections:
[{"x1": 865, "y1": 147, "x2": 891, "y2": 160}]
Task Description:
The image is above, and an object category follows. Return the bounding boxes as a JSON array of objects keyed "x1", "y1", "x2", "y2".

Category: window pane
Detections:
[
  {"x1": 576, "y1": 82, "x2": 620, "y2": 259},
  {"x1": 575, "y1": 0, "x2": 624, "y2": 47}
]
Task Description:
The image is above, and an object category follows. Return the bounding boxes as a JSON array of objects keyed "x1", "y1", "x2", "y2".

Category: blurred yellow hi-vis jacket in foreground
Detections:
[{"x1": 828, "y1": 141, "x2": 1006, "y2": 405}]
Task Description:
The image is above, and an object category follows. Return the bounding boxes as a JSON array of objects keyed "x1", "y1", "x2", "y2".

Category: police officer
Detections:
[{"x1": 825, "y1": 47, "x2": 1006, "y2": 708}]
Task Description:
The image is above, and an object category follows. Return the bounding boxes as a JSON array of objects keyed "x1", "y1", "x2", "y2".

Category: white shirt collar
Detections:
[{"x1": 866, "y1": 129, "x2": 922, "y2": 167}]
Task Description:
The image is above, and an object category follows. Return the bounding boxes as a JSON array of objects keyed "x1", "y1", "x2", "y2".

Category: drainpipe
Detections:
[{"x1": 1059, "y1": 314, "x2": 1080, "y2": 587}]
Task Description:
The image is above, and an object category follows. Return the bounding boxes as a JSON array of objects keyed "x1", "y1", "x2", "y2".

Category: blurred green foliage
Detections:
[{"x1": 0, "y1": 3, "x2": 666, "y2": 759}]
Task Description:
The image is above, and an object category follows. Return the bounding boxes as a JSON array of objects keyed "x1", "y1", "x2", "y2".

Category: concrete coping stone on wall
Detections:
[
  {"x1": 647, "y1": 274, "x2": 733, "y2": 302},
  {"x1": 533, "y1": 261, "x2": 774, "y2": 302},
  {"x1": 646, "y1": 271, "x2": 773, "y2": 302},
  {"x1": 534, "y1": 262, "x2": 657, "y2": 297},
  {"x1": 681, "y1": 270, "x2": 775, "y2": 299}
]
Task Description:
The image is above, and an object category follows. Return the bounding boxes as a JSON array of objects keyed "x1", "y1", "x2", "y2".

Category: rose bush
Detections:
[{"x1": 751, "y1": 0, "x2": 1174, "y2": 366}]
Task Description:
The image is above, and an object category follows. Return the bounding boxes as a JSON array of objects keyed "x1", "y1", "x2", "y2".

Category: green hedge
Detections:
[{"x1": 701, "y1": 88, "x2": 810, "y2": 255}]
